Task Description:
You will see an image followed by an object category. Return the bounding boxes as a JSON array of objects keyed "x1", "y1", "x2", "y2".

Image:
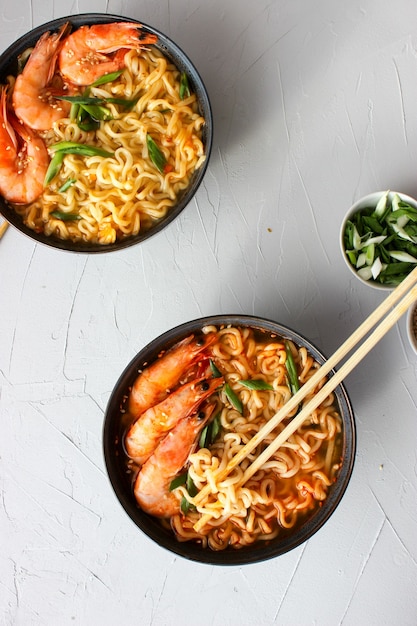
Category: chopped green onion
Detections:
[
  {"x1": 80, "y1": 104, "x2": 113, "y2": 122},
  {"x1": 374, "y1": 190, "x2": 389, "y2": 217},
  {"x1": 199, "y1": 412, "x2": 221, "y2": 448},
  {"x1": 389, "y1": 250, "x2": 417, "y2": 263},
  {"x1": 146, "y1": 134, "x2": 167, "y2": 173},
  {"x1": 50, "y1": 141, "x2": 114, "y2": 158},
  {"x1": 223, "y1": 383, "x2": 243, "y2": 413},
  {"x1": 50, "y1": 211, "x2": 81, "y2": 221},
  {"x1": 209, "y1": 359, "x2": 222, "y2": 378},
  {"x1": 169, "y1": 472, "x2": 187, "y2": 491},
  {"x1": 44, "y1": 151, "x2": 64, "y2": 186},
  {"x1": 179, "y1": 72, "x2": 191, "y2": 99},
  {"x1": 180, "y1": 496, "x2": 196, "y2": 514},
  {"x1": 57, "y1": 94, "x2": 137, "y2": 109},
  {"x1": 58, "y1": 179, "x2": 76, "y2": 193},
  {"x1": 285, "y1": 341, "x2": 300, "y2": 395},
  {"x1": 238, "y1": 379, "x2": 274, "y2": 391},
  {"x1": 90, "y1": 70, "x2": 124, "y2": 86},
  {"x1": 186, "y1": 473, "x2": 198, "y2": 497}
]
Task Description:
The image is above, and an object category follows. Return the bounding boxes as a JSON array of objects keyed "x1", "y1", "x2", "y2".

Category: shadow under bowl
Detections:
[
  {"x1": 0, "y1": 13, "x2": 213, "y2": 253},
  {"x1": 103, "y1": 314, "x2": 356, "y2": 566}
]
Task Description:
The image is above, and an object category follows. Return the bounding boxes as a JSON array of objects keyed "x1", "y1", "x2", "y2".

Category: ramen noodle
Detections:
[
  {"x1": 125, "y1": 325, "x2": 344, "y2": 551},
  {"x1": 5, "y1": 35, "x2": 206, "y2": 245}
]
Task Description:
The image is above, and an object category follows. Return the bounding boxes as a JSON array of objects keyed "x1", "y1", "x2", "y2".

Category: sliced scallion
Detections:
[
  {"x1": 238, "y1": 379, "x2": 274, "y2": 391},
  {"x1": 50, "y1": 141, "x2": 114, "y2": 158},
  {"x1": 199, "y1": 412, "x2": 221, "y2": 449},
  {"x1": 169, "y1": 472, "x2": 187, "y2": 491},
  {"x1": 146, "y1": 134, "x2": 167, "y2": 173},
  {"x1": 209, "y1": 359, "x2": 222, "y2": 378},
  {"x1": 223, "y1": 383, "x2": 243, "y2": 413},
  {"x1": 90, "y1": 69, "x2": 124, "y2": 86},
  {"x1": 44, "y1": 151, "x2": 64, "y2": 186},
  {"x1": 285, "y1": 341, "x2": 300, "y2": 396},
  {"x1": 179, "y1": 72, "x2": 191, "y2": 100},
  {"x1": 58, "y1": 179, "x2": 76, "y2": 193},
  {"x1": 50, "y1": 211, "x2": 81, "y2": 221}
]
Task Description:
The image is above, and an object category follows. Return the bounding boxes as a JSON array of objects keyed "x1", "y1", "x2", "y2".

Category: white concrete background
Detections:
[{"x1": 1, "y1": 1, "x2": 417, "y2": 624}]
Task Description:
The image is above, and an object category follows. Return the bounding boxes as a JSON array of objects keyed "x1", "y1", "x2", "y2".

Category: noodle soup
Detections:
[
  {"x1": 104, "y1": 316, "x2": 355, "y2": 563},
  {"x1": 0, "y1": 15, "x2": 212, "y2": 252}
]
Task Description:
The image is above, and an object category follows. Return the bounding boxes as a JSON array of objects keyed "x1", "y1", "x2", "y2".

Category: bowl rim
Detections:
[
  {"x1": 0, "y1": 13, "x2": 213, "y2": 254},
  {"x1": 407, "y1": 301, "x2": 417, "y2": 354},
  {"x1": 340, "y1": 190, "x2": 417, "y2": 290},
  {"x1": 103, "y1": 314, "x2": 356, "y2": 565}
]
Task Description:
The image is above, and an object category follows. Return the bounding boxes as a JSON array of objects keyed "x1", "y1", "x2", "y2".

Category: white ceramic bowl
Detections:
[
  {"x1": 407, "y1": 300, "x2": 417, "y2": 355},
  {"x1": 340, "y1": 191, "x2": 417, "y2": 290}
]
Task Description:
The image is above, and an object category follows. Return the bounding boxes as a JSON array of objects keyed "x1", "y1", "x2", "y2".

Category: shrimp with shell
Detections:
[
  {"x1": 12, "y1": 22, "x2": 72, "y2": 131},
  {"x1": 128, "y1": 333, "x2": 217, "y2": 418},
  {"x1": 134, "y1": 402, "x2": 216, "y2": 518},
  {"x1": 126, "y1": 375, "x2": 224, "y2": 465},
  {"x1": 0, "y1": 86, "x2": 49, "y2": 204},
  {"x1": 58, "y1": 22, "x2": 158, "y2": 86}
]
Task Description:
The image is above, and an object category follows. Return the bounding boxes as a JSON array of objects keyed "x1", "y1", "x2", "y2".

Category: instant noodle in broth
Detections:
[
  {"x1": 122, "y1": 324, "x2": 344, "y2": 552},
  {"x1": 2, "y1": 23, "x2": 206, "y2": 245}
]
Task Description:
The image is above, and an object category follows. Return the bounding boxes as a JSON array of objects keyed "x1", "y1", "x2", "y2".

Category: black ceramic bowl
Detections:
[
  {"x1": 0, "y1": 14, "x2": 213, "y2": 253},
  {"x1": 103, "y1": 315, "x2": 356, "y2": 565}
]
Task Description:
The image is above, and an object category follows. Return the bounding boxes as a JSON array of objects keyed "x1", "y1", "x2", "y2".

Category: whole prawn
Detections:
[
  {"x1": 0, "y1": 87, "x2": 49, "y2": 204},
  {"x1": 134, "y1": 403, "x2": 216, "y2": 518},
  {"x1": 128, "y1": 333, "x2": 217, "y2": 418},
  {"x1": 59, "y1": 22, "x2": 158, "y2": 85},
  {"x1": 12, "y1": 23, "x2": 72, "y2": 131},
  {"x1": 126, "y1": 375, "x2": 224, "y2": 465}
]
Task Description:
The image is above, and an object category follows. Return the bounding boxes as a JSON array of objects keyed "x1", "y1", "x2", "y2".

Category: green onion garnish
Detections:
[
  {"x1": 179, "y1": 72, "x2": 191, "y2": 99},
  {"x1": 58, "y1": 179, "x2": 76, "y2": 193},
  {"x1": 50, "y1": 211, "x2": 81, "y2": 221},
  {"x1": 44, "y1": 151, "x2": 64, "y2": 186},
  {"x1": 224, "y1": 383, "x2": 243, "y2": 413},
  {"x1": 199, "y1": 412, "x2": 221, "y2": 449},
  {"x1": 90, "y1": 70, "x2": 124, "y2": 86},
  {"x1": 49, "y1": 141, "x2": 114, "y2": 158},
  {"x1": 238, "y1": 379, "x2": 274, "y2": 391},
  {"x1": 169, "y1": 472, "x2": 187, "y2": 491},
  {"x1": 146, "y1": 134, "x2": 167, "y2": 173},
  {"x1": 209, "y1": 359, "x2": 222, "y2": 378},
  {"x1": 285, "y1": 341, "x2": 300, "y2": 396}
]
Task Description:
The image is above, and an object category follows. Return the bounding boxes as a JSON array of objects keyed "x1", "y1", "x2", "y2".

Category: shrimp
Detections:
[
  {"x1": 134, "y1": 403, "x2": 216, "y2": 518},
  {"x1": 58, "y1": 22, "x2": 158, "y2": 86},
  {"x1": 126, "y1": 375, "x2": 224, "y2": 465},
  {"x1": 12, "y1": 23, "x2": 72, "y2": 131},
  {"x1": 0, "y1": 87, "x2": 49, "y2": 204},
  {"x1": 128, "y1": 333, "x2": 217, "y2": 418}
]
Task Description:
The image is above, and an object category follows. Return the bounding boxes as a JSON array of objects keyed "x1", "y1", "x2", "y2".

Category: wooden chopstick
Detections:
[
  {"x1": 193, "y1": 266, "x2": 417, "y2": 505},
  {"x1": 0, "y1": 221, "x2": 9, "y2": 240}
]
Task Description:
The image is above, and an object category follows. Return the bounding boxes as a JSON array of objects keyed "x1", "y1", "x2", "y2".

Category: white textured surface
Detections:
[{"x1": 1, "y1": 1, "x2": 417, "y2": 625}]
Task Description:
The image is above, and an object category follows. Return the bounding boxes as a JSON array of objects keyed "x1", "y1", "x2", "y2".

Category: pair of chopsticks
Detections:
[{"x1": 194, "y1": 265, "x2": 417, "y2": 505}]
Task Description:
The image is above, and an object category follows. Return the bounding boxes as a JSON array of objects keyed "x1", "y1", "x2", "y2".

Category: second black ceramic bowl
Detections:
[
  {"x1": 0, "y1": 14, "x2": 213, "y2": 253},
  {"x1": 103, "y1": 315, "x2": 356, "y2": 565}
]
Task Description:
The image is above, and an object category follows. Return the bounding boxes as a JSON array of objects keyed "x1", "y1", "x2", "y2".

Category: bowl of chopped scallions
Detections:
[{"x1": 341, "y1": 190, "x2": 417, "y2": 289}]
